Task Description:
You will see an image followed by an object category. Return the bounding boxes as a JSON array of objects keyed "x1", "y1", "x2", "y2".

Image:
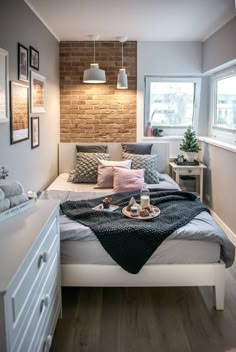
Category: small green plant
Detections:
[{"x1": 180, "y1": 127, "x2": 201, "y2": 153}]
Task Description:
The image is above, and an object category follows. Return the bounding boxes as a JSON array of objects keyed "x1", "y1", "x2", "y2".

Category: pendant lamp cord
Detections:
[
  {"x1": 93, "y1": 40, "x2": 96, "y2": 63},
  {"x1": 121, "y1": 42, "x2": 123, "y2": 68}
]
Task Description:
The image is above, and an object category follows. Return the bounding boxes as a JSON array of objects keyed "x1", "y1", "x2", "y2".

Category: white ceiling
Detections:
[{"x1": 25, "y1": 0, "x2": 236, "y2": 42}]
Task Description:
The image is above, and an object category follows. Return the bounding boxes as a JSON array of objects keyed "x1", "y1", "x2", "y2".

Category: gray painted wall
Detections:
[
  {"x1": 201, "y1": 17, "x2": 236, "y2": 234},
  {"x1": 202, "y1": 16, "x2": 236, "y2": 73},
  {"x1": 0, "y1": 0, "x2": 59, "y2": 191},
  {"x1": 201, "y1": 142, "x2": 236, "y2": 234}
]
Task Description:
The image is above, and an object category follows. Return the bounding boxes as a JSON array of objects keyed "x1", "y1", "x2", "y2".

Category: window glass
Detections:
[
  {"x1": 215, "y1": 75, "x2": 236, "y2": 129},
  {"x1": 149, "y1": 81, "x2": 195, "y2": 127}
]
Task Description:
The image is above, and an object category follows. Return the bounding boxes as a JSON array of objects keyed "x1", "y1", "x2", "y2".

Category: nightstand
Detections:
[{"x1": 169, "y1": 161, "x2": 207, "y2": 201}]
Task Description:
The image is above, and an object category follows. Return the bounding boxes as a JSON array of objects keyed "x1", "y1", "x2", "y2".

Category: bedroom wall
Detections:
[
  {"x1": 60, "y1": 41, "x2": 137, "y2": 143},
  {"x1": 0, "y1": 0, "x2": 59, "y2": 191},
  {"x1": 201, "y1": 17, "x2": 236, "y2": 235},
  {"x1": 202, "y1": 16, "x2": 236, "y2": 73}
]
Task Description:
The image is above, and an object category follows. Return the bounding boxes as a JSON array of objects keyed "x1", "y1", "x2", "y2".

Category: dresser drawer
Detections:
[
  {"x1": 6, "y1": 216, "x2": 59, "y2": 349},
  {"x1": 34, "y1": 288, "x2": 60, "y2": 352},
  {"x1": 178, "y1": 168, "x2": 201, "y2": 176},
  {"x1": 13, "y1": 251, "x2": 59, "y2": 352}
]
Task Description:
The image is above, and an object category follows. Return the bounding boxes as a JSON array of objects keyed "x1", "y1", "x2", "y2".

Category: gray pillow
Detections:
[
  {"x1": 76, "y1": 145, "x2": 108, "y2": 153},
  {"x1": 122, "y1": 153, "x2": 159, "y2": 184},
  {"x1": 72, "y1": 152, "x2": 110, "y2": 183},
  {"x1": 122, "y1": 143, "x2": 153, "y2": 155}
]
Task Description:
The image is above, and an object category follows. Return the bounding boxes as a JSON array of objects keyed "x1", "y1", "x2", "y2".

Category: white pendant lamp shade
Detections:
[
  {"x1": 83, "y1": 35, "x2": 106, "y2": 84},
  {"x1": 83, "y1": 63, "x2": 106, "y2": 83},
  {"x1": 117, "y1": 36, "x2": 128, "y2": 89},
  {"x1": 117, "y1": 68, "x2": 128, "y2": 89}
]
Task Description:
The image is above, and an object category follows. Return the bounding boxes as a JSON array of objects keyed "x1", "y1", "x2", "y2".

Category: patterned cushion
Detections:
[
  {"x1": 72, "y1": 152, "x2": 110, "y2": 183},
  {"x1": 122, "y1": 153, "x2": 159, "y2": 184}
]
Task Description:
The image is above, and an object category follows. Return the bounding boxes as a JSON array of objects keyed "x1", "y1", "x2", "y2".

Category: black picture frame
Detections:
[
  {"x1": 31, "y1": 116, "x2": 40, "y2": 149},
  {"x1": 18, "y1": 43, "x2": 29, "y2": 82},
  {"x1": 10, "y1": 81, "x2": 29, "y2": 144},
  {"x1": 30, "y1": 46, "x2": 39, "y2": 71}
]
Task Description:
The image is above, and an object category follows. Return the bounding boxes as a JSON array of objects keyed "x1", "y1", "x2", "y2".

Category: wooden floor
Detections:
[{"x1": 52, "y1": 261, "x2": 236, "y2": 352}]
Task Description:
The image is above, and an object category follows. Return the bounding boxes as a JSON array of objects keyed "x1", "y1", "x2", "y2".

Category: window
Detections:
[
  {"x1": 144, "y1": 77, "x2": 201, "y2": 135},
  {"x1": 214, "y1": 75, "x2": 236, "y2": 130}
]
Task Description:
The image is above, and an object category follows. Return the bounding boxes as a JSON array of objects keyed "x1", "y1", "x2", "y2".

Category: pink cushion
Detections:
[
  {"x1": 113, "y1": 167, "x2": 145, "y2": 192},
  {"x1": 96, "y1": 159, "x2": 132, "y2": 188}
]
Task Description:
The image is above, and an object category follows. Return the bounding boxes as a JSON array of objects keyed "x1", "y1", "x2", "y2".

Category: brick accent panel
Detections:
[{"x1": 60, "y1": 41, "x2": 137, "y2": 142}]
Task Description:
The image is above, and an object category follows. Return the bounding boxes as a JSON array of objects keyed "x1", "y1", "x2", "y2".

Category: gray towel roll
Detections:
[
  {"x1": 8, "y1": 193, "x2": 28, "y2": 208},
  {"x1": 0, "y1": 189, "x2": 5, "y2": 200},
  {"x1": 0, "y1": 199, "x2": 10, "y2": 213},
  {"x1": 0, "y1": 182, "x2": 24, "y2": 197}
]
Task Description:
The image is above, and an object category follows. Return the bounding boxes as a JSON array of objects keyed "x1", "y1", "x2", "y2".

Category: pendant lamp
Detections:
[
  {"x1": 83, "y1": 35, "x2": 106, "y2": 84},
  {"x1": 117, "y1": 36, "x2": 128, "y2": 89}
]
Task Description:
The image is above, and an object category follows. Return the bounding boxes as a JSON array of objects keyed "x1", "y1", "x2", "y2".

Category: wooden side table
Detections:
[{"x1": 169, "y1": 162, "x2": 207, "y2": 201}]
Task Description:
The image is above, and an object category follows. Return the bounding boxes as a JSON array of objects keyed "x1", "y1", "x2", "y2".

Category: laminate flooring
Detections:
[{"x1": 52, "y1": 261, "x2": 236, "y2": 352}]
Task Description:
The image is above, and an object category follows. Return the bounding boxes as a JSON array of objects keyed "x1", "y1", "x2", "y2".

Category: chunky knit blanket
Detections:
[{"x1": 60, "y1": 190, "x2": 209, "y2": 274}]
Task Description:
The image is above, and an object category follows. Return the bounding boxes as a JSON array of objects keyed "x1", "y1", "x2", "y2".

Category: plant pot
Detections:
[{"x1": 186, "y1": 152, "x2": 195, "y2": 162}]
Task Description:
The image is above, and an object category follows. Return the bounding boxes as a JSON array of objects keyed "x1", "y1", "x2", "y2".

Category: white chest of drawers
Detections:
[{"x1": 0, "y1": 200, "x2": 61, "y2": 352}]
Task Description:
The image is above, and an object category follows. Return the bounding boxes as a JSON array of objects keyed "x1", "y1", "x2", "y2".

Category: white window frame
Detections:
[
  {"x1": 144, "y1": 76, "x2": 201, "y2": 136},
  {"x1": 210, "y1": 67, "x2": 236, "y2": 144}
]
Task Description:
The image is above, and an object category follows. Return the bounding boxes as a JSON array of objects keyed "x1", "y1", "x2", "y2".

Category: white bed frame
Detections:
[{"x1": 58, "y1": 142, "x2": 226, "y2": 310}]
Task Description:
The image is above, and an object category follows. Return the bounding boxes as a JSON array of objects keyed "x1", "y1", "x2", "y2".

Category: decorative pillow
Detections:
[
  {"x1": 76, "y1": 145, "x2": 108, "y2": 153},
  {"x1": 122, "y1": 143, "x2": 153, "y2": 155},
  {"x1": 72, "y1": 152, "x2": 110, "y2": 183},
  {"x1": 122, "y1": 153, "x2": 159, "y2": 184},
  {"x1": 96, "y1": 159, "x2": 132, "y2": 188},
  {"x1": 67, "y1": 169, "x2": 75, "y2": 182},
  {"x1": 113, "y1": 167, "x2": 145, "y2": 192}
]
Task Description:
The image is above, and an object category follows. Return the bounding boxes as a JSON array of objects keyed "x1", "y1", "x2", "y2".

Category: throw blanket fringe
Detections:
[{"x1": 61, "y1": 190, "x2": 209, "y2": 274}]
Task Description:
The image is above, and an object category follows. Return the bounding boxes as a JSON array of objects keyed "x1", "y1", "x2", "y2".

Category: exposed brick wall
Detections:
[{"x1": 60, "y1": 41, "x2": 137, "y2": 142}]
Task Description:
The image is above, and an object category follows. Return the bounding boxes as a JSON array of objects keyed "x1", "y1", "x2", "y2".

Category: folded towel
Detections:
[
  {"x1": 0, "y1": 182, "x2": 24, "y2": 197},
  {"x1": 0, "y1": 189, "x2": 5, "y2": 200},
  {"x1": 8, "y1": 193, "x2": 28, "y2": 208},
  {"x1": 0, "y1": 198, "x2": 10, "y2": 213}
]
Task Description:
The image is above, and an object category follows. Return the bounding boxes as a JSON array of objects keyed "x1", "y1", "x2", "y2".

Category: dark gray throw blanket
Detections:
[{"x1": 60, "y1": 190, "x2": 209, "y2": 274}]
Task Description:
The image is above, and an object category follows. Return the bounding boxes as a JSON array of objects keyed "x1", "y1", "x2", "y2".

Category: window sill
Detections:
[
  {"x1": 141, "y1": 136, "x2": 183, "y2": 141},
  {"x1": 198, "y1": 136, "x2": 236, "y2": 154}
]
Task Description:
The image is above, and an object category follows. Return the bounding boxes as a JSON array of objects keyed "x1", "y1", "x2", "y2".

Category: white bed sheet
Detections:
[{"x1": 47, "y1": 173, "x2": 180, "y2": 192}]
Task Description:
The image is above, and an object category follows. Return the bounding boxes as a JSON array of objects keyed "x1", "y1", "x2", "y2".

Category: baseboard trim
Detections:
[{"x1": 210, "y1": 209, "x2": 236, "y2": 247}]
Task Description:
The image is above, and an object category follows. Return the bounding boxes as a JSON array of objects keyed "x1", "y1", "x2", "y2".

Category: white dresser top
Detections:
[{"x1": 0, "y1": 200, "x2": 59, "y2": 293}]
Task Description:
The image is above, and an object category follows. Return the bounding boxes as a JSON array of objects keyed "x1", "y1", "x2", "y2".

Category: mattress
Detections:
[
  {"x1": 61, "y1": 239, "x2": 220, "y2": 265},
  {"x1": 45, "y1": 174, "x2": 234, "y2": 267}
]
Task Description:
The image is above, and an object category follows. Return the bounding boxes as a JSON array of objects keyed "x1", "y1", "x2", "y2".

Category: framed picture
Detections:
[
  {"x1": 0, "y1": 48, "x2": 9, "y2": 123},
  {"x1": 30, "y1": 71, "x2": 46, "y2": 113},
  {"x1": 30, "y1": 46, "x2": 39, "y2": 71},
  {"x1": 10, "y1": 81, "x2": 29, "y2": 144},
  {"x1": 31, "y1": 116, "x2": 40, "y2": 148},
  {"x1": 18, "y1": 43, "x2": 28, "y2": 82}
]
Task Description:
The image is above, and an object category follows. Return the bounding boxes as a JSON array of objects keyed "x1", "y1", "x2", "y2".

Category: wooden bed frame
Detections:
[{"x1": 58, "y1": 142, "x2": 226, "y2": 310}]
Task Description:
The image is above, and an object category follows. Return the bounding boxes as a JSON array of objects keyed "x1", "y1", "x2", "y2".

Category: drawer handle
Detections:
[
  {"x1": 40, "y1": 294, "x2": 50, "y2": 313},
  {"x1": 188, "y1": 169, "x2": 192, "y2": 173},
  {"x1": 43, "y1": 335, "x2": 52, "y2": 352},
  {"x1": 38, "y1": 252, "x2": 48, "y2": 268}
]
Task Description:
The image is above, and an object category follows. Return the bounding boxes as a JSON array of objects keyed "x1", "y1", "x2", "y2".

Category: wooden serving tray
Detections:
[{"x1": 122, "y1": 206, "x2": 160, "y2": 220}]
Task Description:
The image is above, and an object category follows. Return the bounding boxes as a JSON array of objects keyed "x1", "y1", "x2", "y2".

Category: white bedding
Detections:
[
  {"x1": 47, "y1": 172, "x2": 180, "y2": 192},
  {"x1": 45, "y1": 173, "x2": 235, "y2": 267}
]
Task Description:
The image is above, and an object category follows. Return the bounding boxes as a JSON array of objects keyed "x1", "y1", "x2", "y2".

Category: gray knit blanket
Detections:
[{"x1": 60, "y1": 190, "x2": 209, "y2": 274}]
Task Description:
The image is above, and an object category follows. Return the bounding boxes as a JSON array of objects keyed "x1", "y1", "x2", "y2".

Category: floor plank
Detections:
[{"x1": 52, "y1": 261, "x2": 236, "y2": 352}]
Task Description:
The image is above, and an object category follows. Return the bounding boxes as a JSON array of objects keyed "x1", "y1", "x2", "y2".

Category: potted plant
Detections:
[{"x1": 180, "y1": 127, "x2": 201, "y2": 162}]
